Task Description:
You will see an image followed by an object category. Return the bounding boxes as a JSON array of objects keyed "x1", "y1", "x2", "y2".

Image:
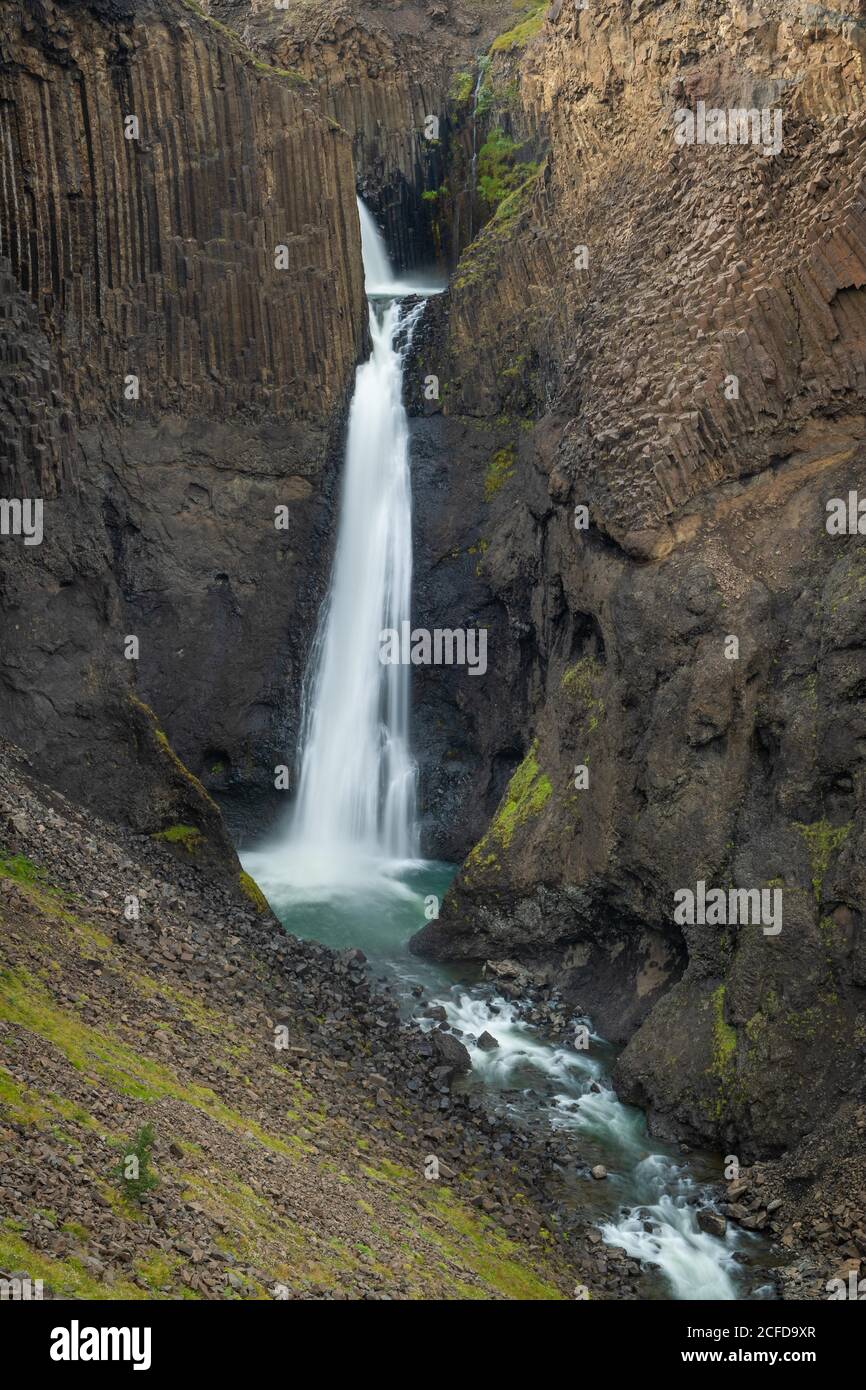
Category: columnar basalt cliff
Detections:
[
  {"x1": 207, "y1": 0, "x2": 520, "y2": 268},
  {"x1": 410, "y1": 0, "x2": 866, "y2": 1158},
  {"x1": 0, "y1": 0, "x2": 365, "y2": 847}
]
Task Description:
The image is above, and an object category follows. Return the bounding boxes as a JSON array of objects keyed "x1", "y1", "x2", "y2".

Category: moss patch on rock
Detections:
[
  {"x1": 484, "y1": 445, "x2": 516, "y2": 500},
  {"x1": 467, "y1": 741, "x2": 552, "y2": 875},
  {"x1": 794, "y1": 819, "x2": 851, "y2": 904},
  {"x1": 490, "y1": 3, "x2": 546, "y2": 53},
  {"x1": 129, "y1": 695, "x2": 220, "y2": 816},
  {"x1": 152, "y1": 824, "x2": 204, "y2": 854},
  {"x1": 452, "y1": 172, "x2": 540, "y2": 293},
  {"x1": 561, "y1": 657, "x2": 605, "y2": 734},
  {"x1": 239, "y1": 871, "x2": 269, "y2": 914}
]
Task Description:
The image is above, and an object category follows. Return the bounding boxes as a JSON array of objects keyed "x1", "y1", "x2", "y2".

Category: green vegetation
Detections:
[
  {"x1": 467, "y1": 741, "x2": 552, "y2": 875},
  {"x1": 711, "y1": 986, "x2": 737, "y2": 1073},
  {"x1": 794, "y1": 819, "x2": 851, "y2": 904},
  {"x1": 422, "y1": 1189, "x2": 566, "y2": 1300},
  {"x1": 152, "y1": 823, "x2": 203, "y2": 853},
  {"x1": 129, "y1": 694, "x2": 220, "y2": 814},
  {"x1": 0, "y1": 850, "x2": 42, "y2": 883},
  {"x1": 0, "y1": 966, "x2": 290, "y2": 1155},
  {"x1": 113, "y1": 1123, "x2": 159, "y2": 1205},
  {"x1": 0, "y1": 782, "x2": 576, "y2": 1302},
  {"x1": 0, "y1": 1224, "x2": 149, "y2": 1301},
  {"x1": 484, "y1": 445, "x2": 516, "y2": 500},
  {"x1": 239, "y1": 870, "x2": 269, "y2": 913},
  {"x1": 490, "y1": 2, "x2": 546, "y2": 54},
  {"x1": 477, "y1": 129, "x2": 539, "y2": 212},
  {"x1": 178, "y1": 0, "x2": 304, "y2": 84},
  {"x1": 488, "y1": 742, "x2": 552, "y2": 849},
  {"x1": 705, "y1": 985, "x2": 738, "y2": 1122},
  {"x1": 449, "y1": 69, "x2": 475, "y2": 106},
  {"x1": 561, "y1": 657, "x2": 605, "y2": 733},
  {"x1": 452, "y1": 171, "x2": 540, "y2": 293}
]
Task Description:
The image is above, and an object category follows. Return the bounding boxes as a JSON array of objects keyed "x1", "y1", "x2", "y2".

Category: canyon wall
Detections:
[
  {"x1": 0, "y1": 0, "x2": 365, "y2": 847},
  {"x1": 207, "y1": 0, "x2": 519, "y2": 267},
  {"x1": 410, "y1": 0, "x2": 866, "y2": 1157}
]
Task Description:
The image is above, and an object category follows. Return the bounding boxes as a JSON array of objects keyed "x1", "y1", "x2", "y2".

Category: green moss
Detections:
[
  {"x1": 0, "y1": 1070, "x2": 107, "y2": 1138},
  {"x1": 452, "y1": 171, "x2": 540, "y2": 293},
  {"x1": 135, "y1": 1251, "x2": 185, "y2": 1292},
  {"x1": 794, "y1": 819, "x2": 851, "y2": 903},
  {"x1": 561, "y1": 657, "x2": 605, "y2": 733},
  {"x1": 490, "y1": 3, "x2": 546, "y2": 53},
  {"x1": 239, "y1": 870, "x2": 269, "y2": 913},
  {"x1": 129, "y1": 695, "x2": 220, "y2": 814},
  {"x1": 152, "y1": 823, "x2": 204, "y2": 853},
  {"x1": 467, "y1": 741, "x2": 552, "y2": 870},
  {"x1": 178, "y1": 0, "x2": 304, "y2": 84},
  {"x1": 705, "y1": 986, "x2": 738, "y2": 1122},
  {"x1": 421, "y1": 1190, "x2": 567, "y2": 1300},
  {"x1": 711, "y1": 987, "x2": 737, "y2": 1072},
  {"x1": 484, "y1": 445, "x2": 516, "y2": 500},
  {"x1": 0, "y1": 1068, "x2": 48, "y2": 1125},
  {"x1": 449, "y1": 69, "x2": 475, "y2": 106},
  {"x1": 251, "y1": 59, "x2": 305, "y2": 84},
  {"x1": 0, "y1": 967, "x2": 294, "y2": 1156},
  {"x1": 0, "y1": 850, "x2": 42, "y2": 882},
  {"x1": 476, "y1": 129, "x2": 539, "y2": 212},
  {"x1": 0, "y1": 1223, "x2": 148, "y2": 1300}
]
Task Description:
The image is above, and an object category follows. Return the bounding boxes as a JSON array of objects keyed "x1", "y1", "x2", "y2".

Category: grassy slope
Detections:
[{"x1": 0, "y1": 855, "x2": 573, "y2": 1300}]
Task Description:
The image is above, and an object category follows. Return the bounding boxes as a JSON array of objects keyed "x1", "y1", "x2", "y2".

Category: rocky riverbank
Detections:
[
  {"x1": 5, "y1": 737, "x2": 860, "y2": 1300},
  {"x1": 0, "y1": 738, "x2": 626, "y2": 1300}
]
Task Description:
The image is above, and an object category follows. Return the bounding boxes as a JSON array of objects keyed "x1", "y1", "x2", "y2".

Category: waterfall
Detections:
[
  {"x1": 272, "y1": 199, "x2": 434, "y2": 889},
  {"x1": 357, "y1": 200, "x2": 402, "y2": 296}
]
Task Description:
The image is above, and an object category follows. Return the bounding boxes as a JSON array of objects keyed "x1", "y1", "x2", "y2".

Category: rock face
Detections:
[
  {"x1": 0, "y1": 0, "x2": 365, "y2": 842},
  {"x1": 409, "y1": 0, "x2": 866, "y2": 1158},
  {"x1": 208, "y1": 0, "x2": 517, "y2": 268}
]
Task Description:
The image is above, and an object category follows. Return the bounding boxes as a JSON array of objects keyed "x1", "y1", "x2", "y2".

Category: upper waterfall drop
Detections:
[
  {"x1": 357, "y1": 199, "x2": 400, "y2": 296},
  {"x1": 357, "y1": 197, "x2": 447, "y2": 298}
]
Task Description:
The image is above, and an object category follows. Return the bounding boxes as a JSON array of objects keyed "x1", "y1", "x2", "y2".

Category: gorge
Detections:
[{"x1": 1, "y1": 0, "x2": 865, "y2": 1312}]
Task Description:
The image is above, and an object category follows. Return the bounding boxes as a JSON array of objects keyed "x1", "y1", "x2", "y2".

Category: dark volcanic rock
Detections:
[
  {"x1": 0, "y1": 0, "x2": 365, "y2": 844},
  {"x1": 407, "y1": 4, "x2": 866, "y2": 1161},
  {"x1": 697, "y1": 1210, "x2": 727, "y2": 1239},
  {"x1": 428, "y1": 1029, "x2": 472, "y2": 1081}
]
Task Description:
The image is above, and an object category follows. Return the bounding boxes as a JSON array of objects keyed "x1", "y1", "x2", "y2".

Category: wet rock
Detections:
[
  {"x1": 476, "y1": 1031, "x2": 499, "y2": 1051},
  {"x1": 697, "y1": 1209, "x2": 727, "y2": 1238}
]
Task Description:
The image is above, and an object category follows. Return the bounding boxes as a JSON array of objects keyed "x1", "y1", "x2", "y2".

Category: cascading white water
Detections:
[
  {"x1": 357, "y1": 200, "x2": 401, "y2": 296},
  {"x1": 357, "y1": 200, "x2": 445, "y2": 298},
  {"x1": 290, "y1": 294, "x2": 421, "y2": 872},
  {"x1": 433, "y1": 989, "x2": 763, "y2": 1301},
  {"x1": 255, "y1": 199, "x2": 437, "y2": 891}
]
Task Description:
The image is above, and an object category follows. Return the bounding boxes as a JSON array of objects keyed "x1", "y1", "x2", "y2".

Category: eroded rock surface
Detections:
[
  {"x1": 409, "y1": 0, "x2": 866, "y2": 1158},
  {"x1": 0, "y1": 0, "x2": 365, "y2": 844}
]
